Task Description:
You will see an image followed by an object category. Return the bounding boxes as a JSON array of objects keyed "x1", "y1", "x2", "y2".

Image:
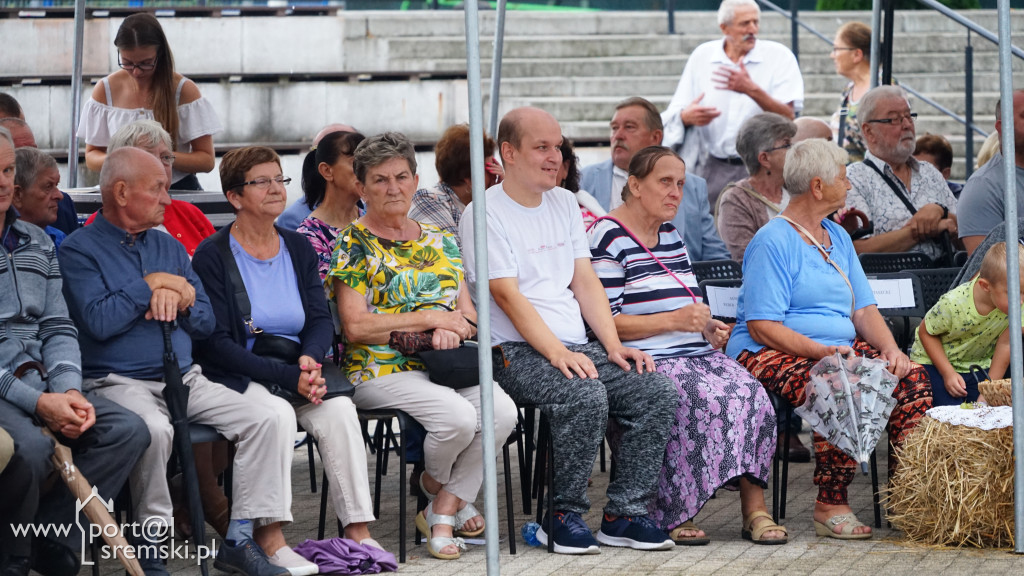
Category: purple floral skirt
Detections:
[{"x1": 647, "y1": 351, "x2": 776, "y2": 530}]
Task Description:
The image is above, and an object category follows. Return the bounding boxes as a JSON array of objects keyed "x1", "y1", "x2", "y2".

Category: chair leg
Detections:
[
  {"x1": 516, "y1": 419, "x2": 530, "y2": 516},
  {"x1": 780, "y1": 407, "x2": 792, "y2": 520},
  {"x1": 544, "y1": 417, "x2": 554, "y2": 554},
  {"x1": 503, "y1": 441, "x2": 516, "y2": 555},
  {"x1": 524, "y1": 407, "x2": 536, "y2": 500},
  {"x1": 372, "y1": 420, "x2": 385, "y2": 518},
  {"x1": 599, "y1": 438, "x2": 606, "y2": 473},
  {"x1": 870, "y1": 449, "x2": 882, "y2": 528},
  {"x1": 534, "y1": 418, "x2": 547, "y2": 525},
  {"x1": 771, "y1": 443, "x2": 780, "y2": 524},
  {"x1": 395, "y1": 418, "x2": 408, "y2": 564},
  {"x1": 307, "y1": 438, "x2": 317, "y2": 493},
  {"x1": 317, "y1": 471, "x2": 329, "y2": 540}
]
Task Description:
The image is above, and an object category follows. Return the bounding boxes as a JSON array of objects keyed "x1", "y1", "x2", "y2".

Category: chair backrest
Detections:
[
  {"x1": 690, "y1": 259, "x2": 742, "y2": 284},
  {"x1": 859, "y1": 251, "x2": 934, "y2": 274},
  {"x1": 69, "y1": 190, "x2": 236, "y2": 229},
  {"x1": 698, "y1": 278, "x2": 742, "y2": 323},
  {"x1": 866, "y1": 272, "x2": 926, "y2": 319},
  {"x1": 905, "y1": 267, "x2": 962, "y2": 312}
]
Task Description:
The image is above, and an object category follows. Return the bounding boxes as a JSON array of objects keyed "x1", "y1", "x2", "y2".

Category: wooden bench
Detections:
[{"x1": 68, "y1": 189, "x2": 235, "y2": 230}]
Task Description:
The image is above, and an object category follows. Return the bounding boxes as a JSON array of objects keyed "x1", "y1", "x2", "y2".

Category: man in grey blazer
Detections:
[{"x1": 580, "y1": 97, "x2": 729, "y2": 262}]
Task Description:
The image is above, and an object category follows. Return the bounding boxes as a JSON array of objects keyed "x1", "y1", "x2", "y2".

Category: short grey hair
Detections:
[
  {"x1": 718, "y1": 0, "x2": 759, "y2": 26},
  {"x1": 783, "y1": 139, "x2": 850, "y2": 196},
  {"x1": 0, "y1": 126, "x2": 12, "y2": 149},
  {"x1": 858, "y1": 85, "x2": 908, "y2": 124},
  {"x1": 109, "y1": 119, "x2": 172, "y2": 152},
  {"x1": 100, "y1": 147, "x2": 151, "y2": 199},
  {"x1": 14, "y1": 147, "x2": 57, "y2": 190},
  {"x1": 736, "y1": 113, "x2": 797, "y2": 176},
  {"x1": 353, "y1": 131, "x2": 417, "y2": 183}
]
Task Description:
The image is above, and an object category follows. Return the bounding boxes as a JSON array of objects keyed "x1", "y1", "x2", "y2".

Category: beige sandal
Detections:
[
  {"x1": 415, "y1": 504, "x2": 467, "y2": 560},
  {"x1": 813, "y1": 513, "x2": 872, "y2": 540},
  {"x1": 742, "y1": 511, "x2": 788, "y2": 545},
  {"x1": 669, "y1": 520, "x2": 710, "y2": 546}
]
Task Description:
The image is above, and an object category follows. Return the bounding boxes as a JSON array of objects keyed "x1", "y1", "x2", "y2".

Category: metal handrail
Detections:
[
  {"x1": 752, "y1": 0, "x2": 992, "y2": 154},
  {"x1": 915, "y1": 0, "x2": 1024, "y2": 61}
]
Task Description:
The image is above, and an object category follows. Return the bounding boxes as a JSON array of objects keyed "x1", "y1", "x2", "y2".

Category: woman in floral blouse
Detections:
[{"x1": 329, "y1": 132, "x2": 517, "y2": 561}]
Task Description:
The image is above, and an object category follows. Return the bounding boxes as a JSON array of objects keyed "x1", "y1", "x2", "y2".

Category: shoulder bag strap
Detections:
[
  {"x1": 589, "y1": 215, "x2": 699, "y2": 304},
  {"x1": 837, "y1": 86, "x2": 851, "y2": 147},
  {"x1": 774, "y1": 215, "x2": 855, "y2": 317},
  {"x1": 213, "y1": 228, "x2": 263, "y2": 335},
  {"x1": 862, "y1": 158, "x2": 917, "y2": 215},
  {"x1": 729, "y1": 182, "x2": 782, "y2": 213}
]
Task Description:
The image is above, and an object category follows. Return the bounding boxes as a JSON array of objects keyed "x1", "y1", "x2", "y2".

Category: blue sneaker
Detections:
[
  {"x1": 536, "y1": 511, "x2": 600, "y2": 555},
  {"x1": 595, "y1": 514, "x2": 674, "y2": 550}
]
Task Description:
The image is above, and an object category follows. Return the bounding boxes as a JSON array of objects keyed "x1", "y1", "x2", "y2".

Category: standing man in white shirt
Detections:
[{"x1": 661, "y1": 0, "x2": 804, "y2": 210}]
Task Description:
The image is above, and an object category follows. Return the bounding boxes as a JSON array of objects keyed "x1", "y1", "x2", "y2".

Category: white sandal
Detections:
[
  {"x1": 454, "y1": 502, "x2": 485, "y2": 538},
  {"x1": 415, "y1": 503, "x2": 467, "y2": 560}
]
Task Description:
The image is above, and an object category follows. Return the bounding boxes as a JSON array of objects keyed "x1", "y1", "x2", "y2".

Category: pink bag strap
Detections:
[{"x1": 589, "y1": 215, "x2": 699, "y2": 305}]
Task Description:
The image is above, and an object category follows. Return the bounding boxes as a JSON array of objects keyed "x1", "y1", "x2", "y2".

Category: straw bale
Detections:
[{"x1": 886, "y1": 415, "x2": 1014, "y2": 548}]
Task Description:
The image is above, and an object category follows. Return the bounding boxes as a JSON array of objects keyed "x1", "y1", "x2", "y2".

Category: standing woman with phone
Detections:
[{"x1": 79, "y1": 12, "x2": 222, "y2": 190}]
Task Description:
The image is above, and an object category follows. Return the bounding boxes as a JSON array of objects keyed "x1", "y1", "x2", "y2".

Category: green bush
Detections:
[{"x1": 816, "y1": 0, "x2": 980, "y2": 9}]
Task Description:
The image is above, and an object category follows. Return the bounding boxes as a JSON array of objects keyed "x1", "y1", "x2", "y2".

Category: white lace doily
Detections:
[{"x1": 926, "y1": 405, "x2": 1014, "y2": 430}]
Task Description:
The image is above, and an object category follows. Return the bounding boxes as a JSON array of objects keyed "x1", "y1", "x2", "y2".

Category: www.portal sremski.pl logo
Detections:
[{"x1": 9, "y1": 486, "x2": 217, "y2": 566}]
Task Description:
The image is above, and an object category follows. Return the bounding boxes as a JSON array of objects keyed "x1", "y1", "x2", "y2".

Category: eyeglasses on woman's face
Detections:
[
  {"x1": 118, "y1": 53, "x2": 158, "y2": 72},
  {"x1": 234, "y1": 176, "x2": 292, "y2": 191}
]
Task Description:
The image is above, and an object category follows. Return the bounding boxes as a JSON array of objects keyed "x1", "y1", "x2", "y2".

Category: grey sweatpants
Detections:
[{"x1": 495, "y1": 340, "x2": 677, "y2": 517}]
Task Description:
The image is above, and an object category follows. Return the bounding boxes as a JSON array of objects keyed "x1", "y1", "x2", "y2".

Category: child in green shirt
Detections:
[{"x1": 910, "y1": 242, "x2": 1024, "y2": 406}]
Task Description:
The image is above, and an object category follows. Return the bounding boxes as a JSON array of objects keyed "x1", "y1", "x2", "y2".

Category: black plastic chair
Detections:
[
  {"x1": 690, "y1": 259, "x2": 742, "y2": 284},
  {"x1": 866, "y1": 272, "x2": 927, "y2": 351},
  {"x1": 859, "y1": 252, "x2": 934, "y2": 274},
  {"x1": 906, "y1": 267, "x2": 962, "y2": 311}
]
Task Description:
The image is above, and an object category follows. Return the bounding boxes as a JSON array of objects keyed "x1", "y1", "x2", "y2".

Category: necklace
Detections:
[{"x1": 232, "y1": 224, "x2": 279, "y2": 260}]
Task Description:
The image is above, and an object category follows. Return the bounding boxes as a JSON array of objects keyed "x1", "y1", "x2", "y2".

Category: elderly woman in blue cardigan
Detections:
[{"x1": 191, "y1": 146, "x2": 381, "y2": 568}]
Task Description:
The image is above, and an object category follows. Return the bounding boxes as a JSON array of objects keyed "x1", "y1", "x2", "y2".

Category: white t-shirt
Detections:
[
  {"x1": 609, "y1": 166, "x2": 628, "y2": 210},
  {"x1": 459, "y1": 184, "x2": 592, "y2": 346},
  {"x1": 661, "y1": 39, "x2": 804, "y2": 159}
]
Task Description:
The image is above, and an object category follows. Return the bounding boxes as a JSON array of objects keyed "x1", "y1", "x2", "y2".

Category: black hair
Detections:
[{"x1": 301, "y1": 131, "x2": 365, "y2": 209}]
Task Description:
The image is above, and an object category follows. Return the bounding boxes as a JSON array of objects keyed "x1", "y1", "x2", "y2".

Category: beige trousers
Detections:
[
  {"x1": 248, "y1": 384, "x2": 375, "y2": 527},
  {"x1": 352, "y1": 370, "x2": 518, "y2": 503},
  {"x1": 87, "y1": 366, "x2": 291, "y2": 527}
]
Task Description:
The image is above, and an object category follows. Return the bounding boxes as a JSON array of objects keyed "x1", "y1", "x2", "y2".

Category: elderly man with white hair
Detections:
[
  {"x1": 845, "y1": 85, "x2": 958, "y2": 259},
  {"x1": 661, "y1": 0, "x2": 804, "y2": 210}
]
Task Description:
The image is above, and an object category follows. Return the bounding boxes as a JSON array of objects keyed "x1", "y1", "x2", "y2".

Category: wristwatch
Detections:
[{"x1": 935, "y1": 203, "x2": 949, "y2": 219}]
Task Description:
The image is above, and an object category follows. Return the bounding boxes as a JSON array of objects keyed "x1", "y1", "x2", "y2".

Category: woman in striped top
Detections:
[{"x1": 588, "y1": 146, "x2": 784, "y2": 546}]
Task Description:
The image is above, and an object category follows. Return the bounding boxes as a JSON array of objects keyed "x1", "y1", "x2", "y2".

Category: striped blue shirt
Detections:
[{"x1": 588, "y1": 218, "x2": 712, "y2": 358}]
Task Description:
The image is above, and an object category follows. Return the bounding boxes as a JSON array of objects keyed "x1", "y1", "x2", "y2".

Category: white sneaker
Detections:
[{"x1": 267, "y1": 546, "x2": 319, "y2": 576}]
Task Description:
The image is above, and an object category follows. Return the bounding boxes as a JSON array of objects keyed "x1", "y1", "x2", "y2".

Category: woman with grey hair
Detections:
[
  {"x1": 84, "y1": 119, "x2": 215, "y2": 257},
  {"x1": 726, "y1": 139, "x2": 933, "y2": 541},
  {"x1": 12, "y1": 147, "x2": 64, "y2": 247},
  {"x1": 329, "y1": 132, "x2": 517, "y2": 561},
  {"x1": 716, "y1": 112, "x2": 797, "y2": 262}
]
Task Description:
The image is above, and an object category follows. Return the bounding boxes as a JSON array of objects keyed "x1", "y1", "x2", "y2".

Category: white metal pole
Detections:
[
  {"x1": 68, "y1": 0, "x2": 87, "y2": 187},
  {"x1": 463, "y1": 2, "x2": 501, "y2": 573},
  {"x1": 995, "y1": 0, "x2": 1024, "y2": 553},
  {"x1": 487, "y1": 0, "x2": 508, "y2": 139},
  {"x1": 869, "y1": 0, "x2": 881, "y2": 88}
]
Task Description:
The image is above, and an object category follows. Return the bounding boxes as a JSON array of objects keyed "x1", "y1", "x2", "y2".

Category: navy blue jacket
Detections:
[{"x1": 191, "y1": 225, "x2": 333, "y2": 394}]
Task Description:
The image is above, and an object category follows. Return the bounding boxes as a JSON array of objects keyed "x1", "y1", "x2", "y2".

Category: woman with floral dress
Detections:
[
  {"x1": 329, "y1": 132, "x2": 517, "y2": 561},
  {"x1": 588, "y1": 146, "x2": 784, "y2": 546}
]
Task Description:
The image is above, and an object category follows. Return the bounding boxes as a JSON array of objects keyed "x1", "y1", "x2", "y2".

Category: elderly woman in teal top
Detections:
[{"x1": 727, "y1": 139, "x2": 933, "y2": 541}]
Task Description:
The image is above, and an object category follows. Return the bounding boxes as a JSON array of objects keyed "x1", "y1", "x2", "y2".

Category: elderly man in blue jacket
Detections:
[{"x1": 580, "y1": 97, "x2": 729, "y2": 263}]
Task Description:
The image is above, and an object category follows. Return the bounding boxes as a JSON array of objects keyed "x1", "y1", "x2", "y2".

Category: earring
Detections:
[{"x1": 766, "y1": 169, "x2": 771, "y2": 176}]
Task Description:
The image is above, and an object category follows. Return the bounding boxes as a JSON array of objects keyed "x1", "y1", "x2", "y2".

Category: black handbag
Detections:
[
  {"x1": 215, "y1": 230, "x2": 355, "y2": 404},
  {"x1": 387, "y1": 303, "x2": 483, "y2": 390}
]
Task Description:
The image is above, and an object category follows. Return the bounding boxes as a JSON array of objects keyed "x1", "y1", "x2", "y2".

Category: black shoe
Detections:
[
  {"x1": 777, "y1": 434, "x2": 811, "y2": 463},
  {"x1": 214, "y1": 539, "x2": 289, "y2": 576},
  {"x1": 30, "y1": 538, "x2": 80, "y2": 576},
  {"x1": 0, "y1": 556, "x2": 30, "y2": 576},
  {"x1": 409, "y1": 461, "x2": 425, "y2": 498}
]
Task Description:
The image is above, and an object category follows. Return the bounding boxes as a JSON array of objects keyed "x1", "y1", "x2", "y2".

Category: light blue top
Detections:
[
  {"x1": 230, "y1": 235, "x2": 304, "y2": 349},
  {"x1": 277, "y1": 198, "x2": 314, "y2": 231},
  {"x1": 726, "y1": 218, "x2": 876, "y2": 358}
]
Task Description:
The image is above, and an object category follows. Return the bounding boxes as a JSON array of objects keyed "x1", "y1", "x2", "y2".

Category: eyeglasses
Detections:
[
  {"x1": 232, "y1": 176, "x2": 292, "y2": 190},
  {"x1": 865, "y1": 113, "x2": 918, "y2": 125},
  {"x1": 830, "y1": 46, "x2": 858, "y2": 54},
  {"x1": 158, "y1": 154, "x2": 175, "y2": 167},
  {"x1": 117, "y1": 54, "x2": 158, "y2": 72},
  {"x1": 764, "y1": 141, "x2": 792, "y2": 153}
]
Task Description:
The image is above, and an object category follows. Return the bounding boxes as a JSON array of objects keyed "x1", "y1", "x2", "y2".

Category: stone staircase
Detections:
[{"x1": 3, "y1": 8, "x2": 1022, "y2": 185}]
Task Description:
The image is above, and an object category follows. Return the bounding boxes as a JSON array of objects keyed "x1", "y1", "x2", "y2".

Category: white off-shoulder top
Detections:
[{"x1": 78, "y1": 76, "x2": 223, "y2": 184}]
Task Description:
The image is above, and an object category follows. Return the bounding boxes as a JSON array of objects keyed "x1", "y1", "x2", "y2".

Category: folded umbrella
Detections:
[
  {"x1": 794, "y1": 352, "x2": 899, "y2": 474},
  {"x1": 160, "y1": 321, "x2": 210, "y2": 576},
  {"x1": 15, "y1": 362, "x2": 143, "y2": 576}
]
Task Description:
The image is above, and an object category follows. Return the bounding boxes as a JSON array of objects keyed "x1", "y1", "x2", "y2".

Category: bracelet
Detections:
[{"x1": 935, "y1": 203, "x2": 949, "y2": 219}]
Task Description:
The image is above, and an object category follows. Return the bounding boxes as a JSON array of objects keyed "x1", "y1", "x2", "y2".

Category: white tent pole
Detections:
[
  {"x1": 488, "y1": 0, "x2": 508, "y2": 139},
  {"x1": 463, "y1": 2, "x2": 501, "y2": 573},
  {"x1": 995, "y1": 0, "x2": 1024, "y2": 553},
  {"x1": 870, "y1": 0, "x2": 881, "y2": 88},
  {"x1": 68, "y1": 0, "x2": 87, "y2": 187}
]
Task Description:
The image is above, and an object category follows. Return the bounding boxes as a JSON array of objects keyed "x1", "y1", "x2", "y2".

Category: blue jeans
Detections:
[{"x1": 923, "y1": 363, "x2": 981, "y2": 406}]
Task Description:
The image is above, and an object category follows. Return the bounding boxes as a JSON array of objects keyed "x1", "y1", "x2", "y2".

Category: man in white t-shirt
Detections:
[
  {"x1": 661, "y1": 0, "x2": 804, "y2": 210},
  {"x1": 460, "y1": 107, "x2": 677, "y2": 555}
]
